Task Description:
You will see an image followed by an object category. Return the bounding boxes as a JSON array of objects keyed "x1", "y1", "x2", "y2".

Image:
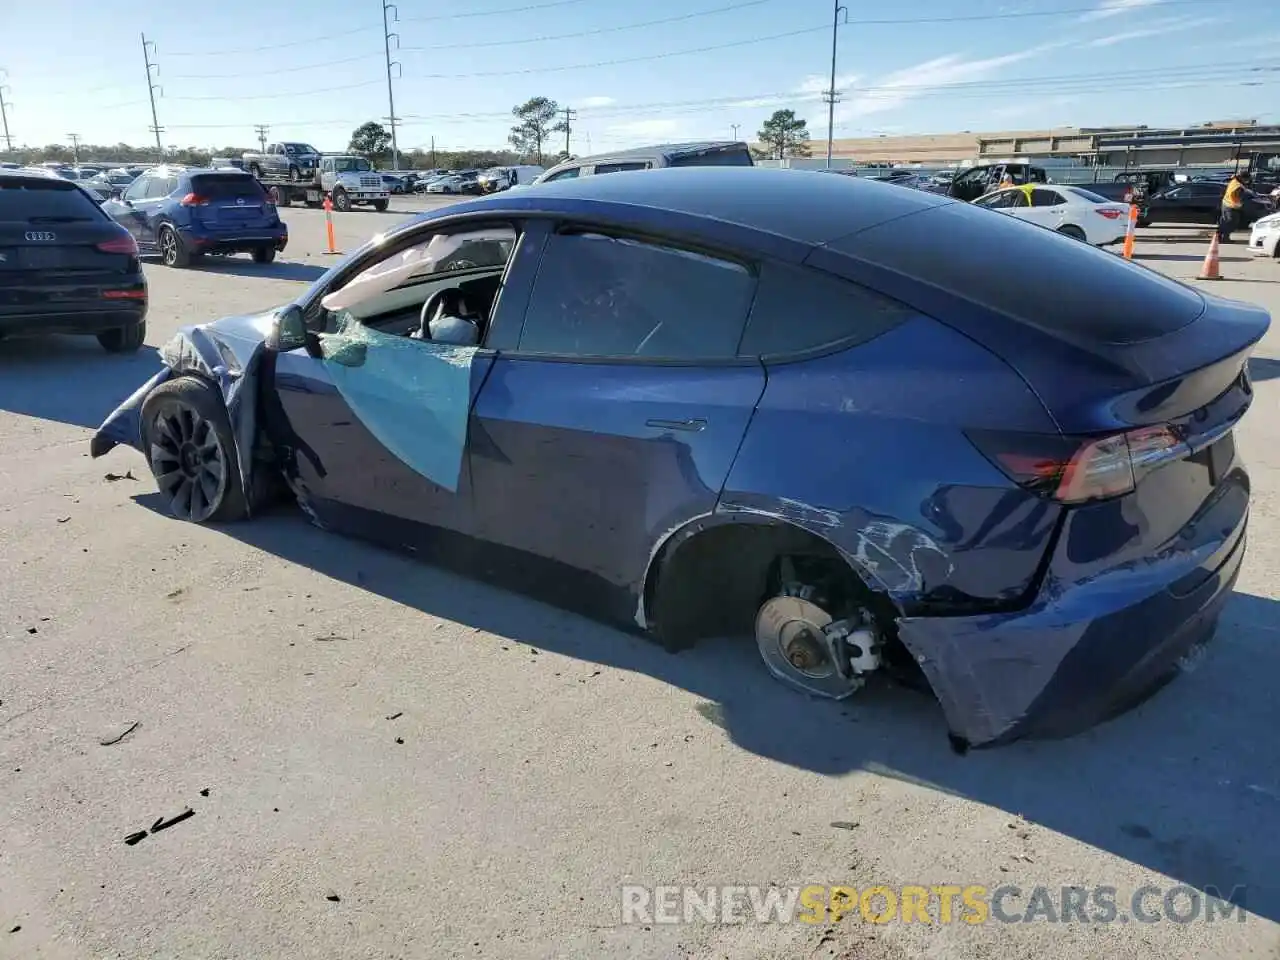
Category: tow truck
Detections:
[{"x1": 256, "y1": 154, "x2": 391, "y2": 212}]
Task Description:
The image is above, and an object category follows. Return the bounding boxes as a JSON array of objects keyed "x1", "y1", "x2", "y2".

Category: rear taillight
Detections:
[
  {"x1": 180, "y1": 193, "x2": 209, "y2": 206},
  {"x1": 102, "y1": 288, "x2": 147, "y2": 300},
  {"x1": 96, "y1": 234, "x2": 139, "y2": 255},
  {"x1": 1096, "y1": 208, "x2": 1124, "y2": 219},
  {"x1": 968, "y1": 426, "x2": 1190, "y2": 504}
]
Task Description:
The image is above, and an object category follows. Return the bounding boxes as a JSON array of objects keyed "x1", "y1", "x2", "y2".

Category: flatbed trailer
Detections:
[
  {"x1": 256, "y1": 162, "x2": 390, "y2": 212},
  {"x1": 260, "y1": 180, "x2": 327, "y2": 209}
]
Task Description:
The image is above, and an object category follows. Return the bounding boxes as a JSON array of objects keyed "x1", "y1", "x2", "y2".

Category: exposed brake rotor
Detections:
[{"x1": 756, "y1": 594, "x2": 863, "y2": 700}]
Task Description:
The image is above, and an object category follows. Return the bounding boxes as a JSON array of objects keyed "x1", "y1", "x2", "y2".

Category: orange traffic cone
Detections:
[{"x1": 1198, "y1": 233, "x2": 1222, "y2": 280}]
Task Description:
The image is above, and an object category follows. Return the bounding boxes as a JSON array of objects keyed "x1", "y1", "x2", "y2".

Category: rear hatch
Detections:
[
  {"x1": 0, "y1": 176, "x2": 138, "y2": 314},
  {"x1": 818, "y1": 201, "x2": 1267, "y2": 577},
  {"x1": 187, "y1": 173, "x2": 277, "y2": 230}
]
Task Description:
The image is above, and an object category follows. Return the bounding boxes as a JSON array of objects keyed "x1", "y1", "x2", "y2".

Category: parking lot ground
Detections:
[{"x1": 2, "y1": 206, "x2": 1279, "y2": 960}]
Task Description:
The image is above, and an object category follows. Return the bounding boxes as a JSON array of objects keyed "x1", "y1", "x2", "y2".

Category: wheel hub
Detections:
[
  {"x1": 178, "y1": 441, "x2": 202, "y2": 478},
  {"x1": 755, "y1": 595, "x2": 861, "y2": 699}
]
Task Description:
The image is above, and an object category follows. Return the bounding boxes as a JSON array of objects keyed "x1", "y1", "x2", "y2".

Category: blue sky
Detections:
[{"x1": 2, "y1": 0, "x2": 1276, "y2": 154}]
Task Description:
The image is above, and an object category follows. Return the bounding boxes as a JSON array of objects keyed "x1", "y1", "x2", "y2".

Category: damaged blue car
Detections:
[{"x1": 91, "y1": 167, "x2": 1268, "y2": 749}]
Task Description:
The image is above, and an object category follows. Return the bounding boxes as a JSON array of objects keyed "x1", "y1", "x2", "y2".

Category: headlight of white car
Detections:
[{"x1": 1254, "y1": 214, "x2": 1280, "y2": 230}]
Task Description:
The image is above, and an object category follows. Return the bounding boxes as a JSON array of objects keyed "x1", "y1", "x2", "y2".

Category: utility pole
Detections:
[
  {"x1": 0, "y1": 77, "x2": 13, "y2": 154},
  {"x1": 824, "y1": 0, "x2": 848, "y2": 168},
  {"x1": 561, "y1": 106, "x2": 576, "y2": 158},
  {"x1": 254, "y1": 124, "x2": 269, "y2": 152},
  {"x1": 382, "y1": 0, "x2": 401, "y2": 170},
  {"x1": 731, "y1": 123, "x2": 740, "y2": 140},
  {"x1": 68, "y1": 133, "x2": 81, "y2": 164},
  {"x1": 430, "y1": 135, "x2": 436, "y2": 169},
  {"x1": 141, "y1": 33, "x2": 164, "y2": 161}
]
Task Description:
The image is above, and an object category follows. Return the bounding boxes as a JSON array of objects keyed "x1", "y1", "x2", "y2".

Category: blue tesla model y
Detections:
[{"x1": 91, "y1": 167, "x2": 1268, "y2": 748}]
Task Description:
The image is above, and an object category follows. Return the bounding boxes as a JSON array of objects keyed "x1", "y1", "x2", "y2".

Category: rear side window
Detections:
[
  {"x1": 518, "y1": 231, "x2": 755, "y2": 360},
  {"x1": 191, "y1": 174, "x2": 269, "y2": 200},
  {"x1": 739, "y1": 263, "x2": 912, "y2": 358},
  {"x1": 670, "y1": 146, "x2": 754, "y2": 168},
  {"x1": 837, "y1": 203, "x2": 1204, "y2": 344},
  {"x1": 145, "y1": 177, "x2": 176, "y2": 199},
  {"x1": 1031, "y1": 189, "x2": 1064, "y2": 207},
  {"x1": 1067, "y1": 187, "x2": 1109, "y2": 203},
  {"x1": 543, "y1": 167, "x2": 580, "y2": 182},
  {"x1": 594, "y1": 161, "x2": 649, "y2": 174},
  {"x1": 0, "y1": 177, "x2": 104, "y2": 220}
]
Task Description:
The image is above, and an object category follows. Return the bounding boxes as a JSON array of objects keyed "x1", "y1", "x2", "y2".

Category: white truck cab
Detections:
[{"x1": 319, "y1": 156, "x2": 390, "y2": 212}]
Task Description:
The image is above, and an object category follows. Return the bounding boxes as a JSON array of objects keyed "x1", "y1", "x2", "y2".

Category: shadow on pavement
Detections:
[
  {"x1": 167, "y1": 501, "x2": 1280, "y2": 924},
  {"x1": 185, "y1": 259, "x2": 328, "y2": 282},
  {"x1": 1248, "y1": 356, "x2": 1280, "y2": 382},
  {"x1": 0, "y1": 335, "x2": 161, "y2": 429},
  {"x1": 1136, "y1": 253, "x2": 1248, "y2": 263}
]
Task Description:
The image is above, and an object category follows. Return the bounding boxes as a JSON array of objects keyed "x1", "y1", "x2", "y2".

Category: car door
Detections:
[
  {"x1": 468, "y1": 224, "x2": 765, "y2": 605},
  {"x1": 132, "y1": 174, "x2": 177, "y2": 245},
  {"x1": 268, "y1": 221, "x2": 521, "y2": 550},
  {"x1": 1026, "y1": 188, "x2": 1068, "y2": 231},
  {"x1": 107, "y1": 174, "x2": 153, "y2": 246}
]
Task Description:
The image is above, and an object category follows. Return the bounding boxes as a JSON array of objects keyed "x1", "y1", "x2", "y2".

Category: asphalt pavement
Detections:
[{"x1": 2, "y1": 195, "x2": 1279, "y2": 960}]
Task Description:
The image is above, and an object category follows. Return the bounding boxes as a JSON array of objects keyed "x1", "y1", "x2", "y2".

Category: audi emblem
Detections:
[
  {"x1": 24, "y1": 231, "x2": 57, "y2": 242},
  {"x1": 236, "y1": 197, "x2": 246, "y2": 205}
]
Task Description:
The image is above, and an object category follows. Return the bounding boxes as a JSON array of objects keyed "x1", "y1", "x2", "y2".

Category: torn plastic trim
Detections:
[{"x1": 90, "y1": 319, "x2": 273, "y2": 517}]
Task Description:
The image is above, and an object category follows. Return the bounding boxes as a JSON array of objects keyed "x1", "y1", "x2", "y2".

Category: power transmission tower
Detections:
[
  {"x1": 141, "y1": 33, "x2": 164, "y2": 161},
  {"x1": 382, "y1": 0, "x2": 402, "y2": 170},
  {"x1": 68, "y1": 132, "x2": 82, "y2": 164},
  {"x1": 561, "y1": 106, "x2": 577, "y2": 158},
  {"x1": 254, "y1": 124, "x2": 269, "y2": 151},
  {"x1": 0, "y1": 78, "x2": 13, "y2": 154}
]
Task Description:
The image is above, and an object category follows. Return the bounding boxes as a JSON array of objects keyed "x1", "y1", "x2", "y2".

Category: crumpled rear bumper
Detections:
[{"x1": 896, "y1": 515, "x2": 1247, "y2": 749}]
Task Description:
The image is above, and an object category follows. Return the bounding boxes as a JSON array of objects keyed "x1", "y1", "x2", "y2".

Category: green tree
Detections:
[
  {"x1": 348, "y1": 122, "x2": 392, "y2": 161},
  {"x1": 757, "y1": 110, "x2": 811, "y2": 160},
  {"x1": 509, "y1": 97, "x2": 567, "y2": 165}
]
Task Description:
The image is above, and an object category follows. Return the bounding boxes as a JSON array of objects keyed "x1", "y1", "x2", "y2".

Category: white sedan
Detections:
[
  {"x1": 971, "y1": 184, "x2": 1130, "y2": 246},
  {"x1": 1248, "y1": 212, "x2": 1280, "y2": 258}
]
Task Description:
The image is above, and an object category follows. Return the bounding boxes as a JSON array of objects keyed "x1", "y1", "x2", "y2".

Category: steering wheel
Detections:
[
  {"x1": 415, "y1": 288, "x2": 452, "y2": 340},
  {"x1": 447, "y1": 258, "x2": 478, "y2": 271}
]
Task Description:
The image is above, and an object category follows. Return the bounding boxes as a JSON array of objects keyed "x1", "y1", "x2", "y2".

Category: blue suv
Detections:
[{"x1": 103, "y1": 166, "x2": 288, "y2": 268}]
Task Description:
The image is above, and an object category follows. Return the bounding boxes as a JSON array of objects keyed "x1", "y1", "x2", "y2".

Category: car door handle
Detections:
[{"x1": 646, "y1": 417, "x2": 706, "y2": 432}]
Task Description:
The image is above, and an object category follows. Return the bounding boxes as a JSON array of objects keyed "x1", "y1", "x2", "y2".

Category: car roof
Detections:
[
  {"x1": 567, "y1": 141, "x2": 744, "y2": 165},
  {"x1": 415, "y1": 165, "x2": 952, "y2": 249}
]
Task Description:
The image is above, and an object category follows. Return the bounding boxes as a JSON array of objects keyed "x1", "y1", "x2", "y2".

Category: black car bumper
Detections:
[
  {"x1": 183, "y1": 230, "x2": 289, "y2": 255},
  {"x1": 0, "y1": 302, "x2": 146, "y2": 336}
]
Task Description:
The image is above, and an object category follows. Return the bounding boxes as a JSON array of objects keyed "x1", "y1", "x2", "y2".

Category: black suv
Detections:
[{"x1": 0, "y1": 170, "x2": 147, "y2": 352}]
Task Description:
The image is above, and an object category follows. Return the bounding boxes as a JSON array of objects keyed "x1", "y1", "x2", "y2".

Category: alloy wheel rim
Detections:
[
  {"x1": 149, "y1": 405, "x2": 227, "y2": 522},
  {"x1": 161, "y1": 230, "x2": 177, "y2": 265}
]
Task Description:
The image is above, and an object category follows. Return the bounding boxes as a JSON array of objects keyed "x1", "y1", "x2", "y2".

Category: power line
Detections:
[
  {"x1": 400, "y1": 0, "x2": 774, "y2": 51},
  {"x1": 156, "y1": 0, "x2": 1228, "y2": 60},
  {"x1": 155, "y1": 61, "x2": 1280, "y2": 132},
  {"x1": 170, "y1": 53, "x2": 383, "y2": 81},
  {"x1": 165, "y1": 78, "x2": 385, "y2": 102}
]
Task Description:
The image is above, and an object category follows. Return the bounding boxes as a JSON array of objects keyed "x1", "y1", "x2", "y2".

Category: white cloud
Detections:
[
  {"x1": 578, "y1": 96, "x2": 615, "y2": 108},
  {"x1": 1077, "y1": 0, "x2": 1160, "y2": 22},
  {"x1": 1086, "y1": 15, "x2": 1217, "y2": 45},
  {"x1": 834, "y1": 43, "x2": 1062, "y2": 121}
]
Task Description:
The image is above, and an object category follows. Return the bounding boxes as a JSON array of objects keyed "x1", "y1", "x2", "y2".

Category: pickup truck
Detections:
[
  {"x1": 1081, "y1": 170, "x2": 1180, "y2": 203},
  {"x1": 243, "y1": 142, "x2": 322, "y2": 182}
]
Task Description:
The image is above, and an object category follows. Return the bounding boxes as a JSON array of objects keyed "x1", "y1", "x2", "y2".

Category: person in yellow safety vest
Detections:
[{"x1": 1218, "y1": 171, "x2": 1252, "y2": 242}]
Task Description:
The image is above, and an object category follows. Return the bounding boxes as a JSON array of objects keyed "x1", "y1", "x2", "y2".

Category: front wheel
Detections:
[
  {"x1": 288, "y1": 166, "x2": 301, "y2": 182},
  {"x1": 332, "y1": 187, "x2": 351, "y2": 212},
  {"x1": 98, "y1": 319, "x2": 147, "y2": 353},
  {"x1": 141, "y1": 376, "x2": 248, "y2": 524},
  {"x1": 248, "y1": 163, "x2": 262, "y2": 178},
  {"x1": 252, "y1": 246, "x2": 276, "y2": 264},
  {"x1": 372, "y1": 199, "x2": 389, "y2": 212}
]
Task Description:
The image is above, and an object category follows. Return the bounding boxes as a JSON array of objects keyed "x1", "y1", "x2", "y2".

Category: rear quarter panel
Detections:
[{"x1": 721, "y1": 315, "x2": 1063, "y2": 607}]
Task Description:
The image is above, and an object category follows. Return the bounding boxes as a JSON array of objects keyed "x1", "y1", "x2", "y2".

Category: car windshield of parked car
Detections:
[
  {"x1": 321, "y1": 227, "x2": 516, "y2": 315},
  {"x1": 284, "y1": 143, "x2": 318, "y2": 155},
  {"x1": 333, "y1": 158, "x2": 371, "y2": 172}
]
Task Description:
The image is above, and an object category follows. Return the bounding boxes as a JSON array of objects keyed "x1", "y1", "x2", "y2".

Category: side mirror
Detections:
[{"x1": 267, "y1": 304, "x2": 308, "y2": 352}]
